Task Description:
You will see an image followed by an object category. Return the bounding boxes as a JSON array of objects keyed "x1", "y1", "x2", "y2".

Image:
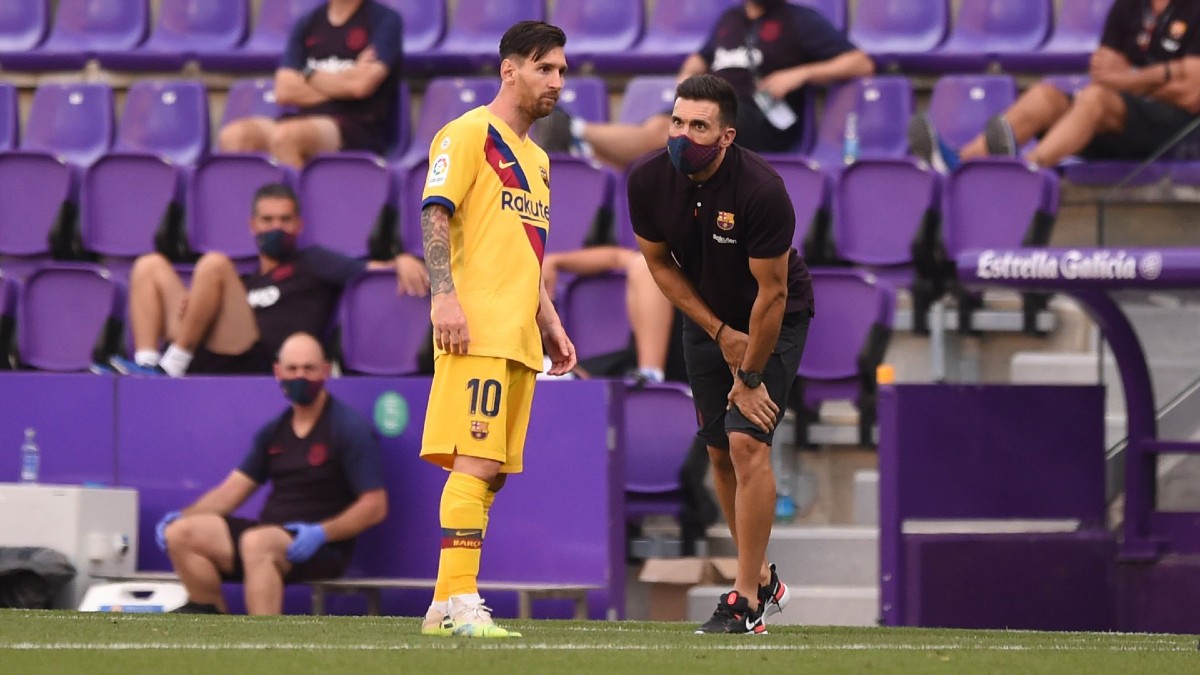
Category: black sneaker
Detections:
[
  {"x1": 532, "y1": 106, "x2": 576, "y2": 154},
  {"x1": 906, "y1": 112, "x2": 958, "y2": 174},
  {"x1": 757, "y1": 563, "x2": 791, "y2": 619},
  {"x1": 170, "y1": 601, "x2": 222, "y2": 614},
  {"x1": 694, "y1": 591, "x2": 766, "y2": 635},
  {"x1": 984, "y1": 115, "x2": 1018, "y2": 157}
]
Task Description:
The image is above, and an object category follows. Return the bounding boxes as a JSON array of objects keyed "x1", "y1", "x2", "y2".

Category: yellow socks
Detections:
[{"x1": 434, "y1": 472, "x2": 490, "y2": 599}]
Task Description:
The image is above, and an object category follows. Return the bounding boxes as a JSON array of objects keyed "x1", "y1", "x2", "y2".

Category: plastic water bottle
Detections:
[
  {"x1": 771, "y1": 428, "x2": 796, "y2": 523},
  {"x1": 20, "y1": 428, "x2": 39, "y2": 483},
  {"x1": 842, "y1": 111, "x2": 859, "y2": 165}
]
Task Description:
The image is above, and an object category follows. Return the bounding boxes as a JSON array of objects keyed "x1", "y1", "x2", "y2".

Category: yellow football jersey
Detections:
[{"x1": 422, "y1": 106, "x2": 551, "y2": 371}]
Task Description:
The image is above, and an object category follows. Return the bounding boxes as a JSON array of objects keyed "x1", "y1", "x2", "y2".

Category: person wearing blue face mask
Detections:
[
  {"x1": 110, "y1": 182, "x2": 428, "y2": 376},
  {"x1": 154, "y1": 332, "x2": 387, "y2": 614},
  {"x1": 626, "y1": 75, "x2": 815, "y2": 635}
]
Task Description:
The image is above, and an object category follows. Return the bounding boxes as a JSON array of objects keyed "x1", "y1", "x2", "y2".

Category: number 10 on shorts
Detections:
[{"x1": 466, "y1": 378, "x2": 502, "y2": 417}]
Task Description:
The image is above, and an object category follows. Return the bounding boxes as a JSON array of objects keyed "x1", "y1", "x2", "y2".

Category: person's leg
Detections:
[
  {"x1": 726, "y1": 432, "x2": 776, "y2": 607},
  {"x1": 268, "y1": 117, "x2": 341, "y2": 168},
  {"x1": 238, "y1": 525, "x2": 292, "y2": 615},
  {"x1": 164, "y1": 514, "x2": 236, "y2": 612},
  {"x1": 625, "y1": 253, "x2": 673, "y2": 381},
  {"x1": 217, "y1": 117, "x2": 276, "y2": 154},
  {"x1": 127, "y1": 253, "x2": 187, "y2": 357},
  {"x1": 1026, "y1": 84, "x2": 1128, "y2": 168},
  {"x1": 173, "y1": 252, "x2": 259, "y2": 355},
  {"x1": 959, "y1": 82, "x2": 1072, "y2": 160},
  {"x1": 582, "y1": 115, "x2": 671, "y2": 170}
]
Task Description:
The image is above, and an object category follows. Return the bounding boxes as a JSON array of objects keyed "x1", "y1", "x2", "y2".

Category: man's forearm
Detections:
[
  {"x1": 275, "y1": 70, "x2": 331, "y2": 107},
  {"x1": 320, "y1": 489, "x2": 387, "y2": 542},
  {"x1": 422, "y1": 205, "x2": 455, "y2": 296},
  {"x1": 740, "y1": 289, "x2": 786, "y2": 373},
  {"x1": 307, "y1": 66, "x2": 384, "y2": 100}
]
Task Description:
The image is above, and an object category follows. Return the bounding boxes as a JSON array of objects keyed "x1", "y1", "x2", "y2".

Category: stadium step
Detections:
[
  {"x1": 686, "y1": 584, "x2": 879, "y2": 627},
  {"x1": 704, "y1": 525, "x2": 879, "y2": 588}
]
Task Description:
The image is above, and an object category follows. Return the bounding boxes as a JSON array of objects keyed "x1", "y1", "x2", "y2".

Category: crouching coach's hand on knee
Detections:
[
  {"x1": 155, "y1": 510, "x2": 182, "y2": 553},
  {"x1": 282, "y1": 522, "x2": 327, "y2": 563}
]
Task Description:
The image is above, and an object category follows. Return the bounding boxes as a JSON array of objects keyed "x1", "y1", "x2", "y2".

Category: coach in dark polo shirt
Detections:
[{"x1": 627, "y1": 74, "x2": 813, "y2": 635}]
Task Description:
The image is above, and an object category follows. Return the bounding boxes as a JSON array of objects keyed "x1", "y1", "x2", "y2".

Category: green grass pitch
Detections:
[{"x1": 2, "y1": 610, "x2": 1196, "y2": 674}]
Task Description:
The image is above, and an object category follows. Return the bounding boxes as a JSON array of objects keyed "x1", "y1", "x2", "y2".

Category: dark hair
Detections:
[
  {"x1": 498, "y1": 20, "x2": 566, "y2": 63},
  {"x1": 252, "y1": 183, "x2": 300, "y2": 215},
  {"x1": 675, "y1": 74, "x2": 739, "y2": 128}
]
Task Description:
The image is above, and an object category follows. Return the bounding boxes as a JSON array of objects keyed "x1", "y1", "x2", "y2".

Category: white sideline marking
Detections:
[{"x1": 0, "y1": 642, "x2": 1191, "y2": 652}]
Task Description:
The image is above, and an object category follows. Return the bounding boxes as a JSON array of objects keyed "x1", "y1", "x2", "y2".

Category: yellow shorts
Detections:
[{"x1": 421, "y1": 354, "x2": 537, "y2": 473}]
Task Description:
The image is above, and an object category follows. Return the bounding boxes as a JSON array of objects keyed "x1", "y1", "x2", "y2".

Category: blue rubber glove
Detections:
[
  {"x1": 155, "y1": 510, "x2": 182, "y2": 553},
  {"x1": 283, "y1": 522, "x2": 327, "y2": 563}
]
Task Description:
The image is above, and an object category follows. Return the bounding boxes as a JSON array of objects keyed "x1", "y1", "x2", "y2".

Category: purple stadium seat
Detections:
[
  {"x1": 604, "y1": 0, "x2": 739, "y2": 73},
  {"x1": 808, "y1": 76, "x2": 913, "y2": 171},
  {"x1": 616, "y1": 76, "x2": 676, "y2": 125},
  {"x1": 17, "y1": 263, "x2": 125, "y2": 372},
  {"x1": 337, "y1": 269, "x2": 431, "y2": 375},
  {"x1": 398, "y1": 77, "x2": 500, "y2": 166},
  {"x1": 199, "y1": 0, "x2": 323, "y2": 72},
  {"x1": 0, "y1": 152, "x2": 72, "y2": 277},
  {"x1": 0, "y1": 0, "x2": 48, "y2": 52},
  {"x1": 763, "y1": 156, "x2": 829, "y2": 259},
  {"x1": 381, "y1": 0, "x2": 446, "y2": 52},
  {"x1": 298, "y1": 153, "x2": 391, "y2": 258},
  {"x1": 550, "y1": 0, "x2": 642, "y2": 70},
  {"x1": 80, "y1": 153, "x2": 181, "y2": 263},
  {"x1": 1063, "y1": 161, "x2": 1170, "y2": 187},
  {"x1": 558, "y1": 76, "x2": 609, "y2": 123},
  {"x1": 220, "y1": 78, "x2": 281, "y2": 129},
  {"x1": 188, "y1": 154, "x2": 292, "y2": 259},
  {"x1": 849, "y1": 0, "x2": 948, "y2": 71},
  {"x1": 22, "y1": 83, "x2": 115, "y2": 167},
  {"x1": 901, "y1": 0, "x2": 1053, "y2": 73},
  {"x1": 395, "y1": 159, "x2": 428, "y2": 258},
  {"x1": 97, "y1": 0, "x2": 249, "y2": 72},
  {"x1": 623, "y1": 382, "x2": 696, "y2": 522},
  {"x1": 835, "y1": 158, "x2": 940, "y2": 284},
  {"x1": 795, "y1": 0, "x2": 847, "y2": 32},
  {"x1": 1000, "y1": 0, "x2": 1113, "y2": 72},
  {"x1": 797, "y1": 267, "x2": 893, "y2": 444},
  {"x1": 545, "y1": 155, "x2": 611, "y2": 255},
  {"x1": 408, "y1": 0, "x2": 542, "y2": 73},
  {"x1": 926, "y1": 74, "x2": 1016, "y2": 151},
  {"x1": 561, "y1": 272, "x2": 629, "y2": 361},
  {"x1": 0, "y1": 0, "x2": 147, "y2": 71},
  {"x1": 0, "y1": 82, "x2": 16, "y2": 152},
  {"x1": 942, "y1": 158, "x2": 1059, "y2": 258},
  {"x1": 0, "y1": 272, "x2": 15, "y2": 362},
  {"x1": 114, "y1": 80, "x2": 210, "y2": 166}
]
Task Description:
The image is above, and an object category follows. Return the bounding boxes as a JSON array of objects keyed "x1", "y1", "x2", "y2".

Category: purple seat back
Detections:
[
  {"x1": 397, "y1": 159, "x2": 429, "y2": 257},
  {"x1": 795, "y1": 0, "x2": 847, "y2": 32},
  {"x1": 836, "y1": 159, "x2": 939, "y2": 267},
  {"x1": 562, "y1": 272, "x2": 630, "y2": 361},
  {"x1": 0, "y1": 153, "x2": 72, "y2": 256},
  {"x1": 435, "y1": 0, "x2": 544, "y2": 53},
  {"x1": 0, "y1": 0, "x2": 48, "y2": 51},
  {"x1": 0, "y1": 82, "x2": 16, "y2": 151},
  {"x1": 115, "y1": 80, "x2": 210, "y2": 165},
  {"x1": 1046, "y1": 0, "x2": 1111, "y2": 52},
  {"x1": 188, "y1": 154, "x2": 291, "y2": 258},
  {"x1": 942, "y1": 0, "x2": 1052, "y2": 53},
  {"x1": 623, "y1": 382, "x2": 695, "y2": 508},
  {"x1": 850, "y1": 0, "x2": 948, "y2": 53},
  {"x1": 299, "y1": 154, "x2": 391, "y2": 258},
  {"x1": 401, "y1": 77, "x2": 500, "y2": 165},
  {"x1": 243, "y1": 0, "x2": 323, "y2": 52},
  {"x1": 766, "y1": 156, "x2": 828, "y2": 241},
  {"x1": 337, "y1": 270, "x2": 431, "y2": 375},
  {"x1": 617, "y1": 76, "x2": 676, "y2": 125},
  {"x1": 810, "y1": 76, "x2": 913, "y2": 170},
  {"x1": 145, "y1": 0, "x2": 248, "y2": 53},
  {"x1": 558, "y1": 76, "x2": 608, "y2": 123},
  {"x1": 927, "y1": 74, "x2": 1016, "y2": 150},
  {"x1": 799, "y1": 268, "x2": 892, "y2": 404},
  {"x1": 43, "y1": 0, "x2": 148, "y2": 52},
  {"x1": 81, "y1": 154, "x2": 179, "y2": 257},
  {"x1": 381, "y1": 0, "x2": 446, "y2": 52},
  {"x1": 23, "y1": 83, "x2": 115, "y2": 167},
  {"x1": 18, "y1": 264, "x2": 122, "y2": 372},
  {"x1": 943, "y1": 158, "x2": 1058, "y2": 258},
  {"x1": 221, "y1": 78, "x2": 281, "y2": 127},
  {"x1": 546, "y1": 156, "x2": 611, "y2": 255},
  {"x1": 550, "y1": 0, "x2": 642, "y2": 55},
  {"x1": 636, "y1": 0, "x2": 738, "y2": 53}
]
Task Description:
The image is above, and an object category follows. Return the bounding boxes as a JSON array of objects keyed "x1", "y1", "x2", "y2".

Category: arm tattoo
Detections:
[{"x1": 421, "y1": 205, "x2": 455, "y2": 295}]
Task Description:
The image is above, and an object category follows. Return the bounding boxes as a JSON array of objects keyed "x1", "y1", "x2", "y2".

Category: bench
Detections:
[{"x1": 92, "y1": 572, "x2": 599, "y2": 619}]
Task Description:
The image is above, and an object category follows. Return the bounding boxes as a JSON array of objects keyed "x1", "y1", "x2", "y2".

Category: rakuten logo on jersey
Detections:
[{"x1": 500, "y1": 191, "x2": 549, "y2": 224}]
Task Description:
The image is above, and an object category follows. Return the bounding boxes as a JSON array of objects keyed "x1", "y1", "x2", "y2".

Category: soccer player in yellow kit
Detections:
[{"x1": 417, "y1": 21, "x2": 576, "y2": 639}]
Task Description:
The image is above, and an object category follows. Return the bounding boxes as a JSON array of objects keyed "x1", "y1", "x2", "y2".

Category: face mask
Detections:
[
  {"x1": 667, "y1": 134, "x2": 722, "y2": 176},
  {"x1": 281, "y1": 377, "x2": 324, "y2": 406},
  {"x1": 256, "y1": 229, "x2": 297, "y2": 260}
]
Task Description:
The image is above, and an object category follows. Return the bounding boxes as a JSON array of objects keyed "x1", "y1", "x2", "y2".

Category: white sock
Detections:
[
  {"x1": 637, "y1": 367, "x2": 664, "y2": 383},
  {"x1": 448, "y1": 592, "x2": 482, "y2": 610},
  {"x1": 428, "y1": 600, "x2": 448, "y2": 615},
  {"x1": 159, "y1": 345, "x2": 193, "y2": 377},
  {"x1": 133, "y1": 350, "x2": 161, "y2": 367}
]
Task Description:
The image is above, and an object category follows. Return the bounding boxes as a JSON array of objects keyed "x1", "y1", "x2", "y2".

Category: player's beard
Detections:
[{"x1": 530, "y1": 92, "x2": 557, "y2": 120}]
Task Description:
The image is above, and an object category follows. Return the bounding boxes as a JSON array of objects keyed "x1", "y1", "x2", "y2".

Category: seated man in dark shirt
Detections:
[
  {"x1": 536, "y1": 0, "x2": 872, "y2": 169},
  {"x1": 110, "y1": 182, "x2": 426, "y2": 377},
  {"x1": 156, "y1": 332, "x2": 387, "y2": 614},
  {"x1": 909, "y1": 0, "x2": 1200, "y2": 171},
  {"x1": 218, "y1": 0, "x2": 403, "y2": 167}
]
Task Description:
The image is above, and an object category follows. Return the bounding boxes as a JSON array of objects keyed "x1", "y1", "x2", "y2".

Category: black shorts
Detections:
[
  {"x1": 279, "y1": 112, "x2": 386, "y2": 155},
  {"x1": 683, "y1": 311, "x2": 810, "y2": 449},
  {"x1": 221, "y1": 516, "x2": 354, "y2": 583},
  {"x1": 1081, "y1": 93, "x2": 1197, "y2": 160},
  {"x1": 189, "y1": 341, "x2": 274, "y2": 375}
]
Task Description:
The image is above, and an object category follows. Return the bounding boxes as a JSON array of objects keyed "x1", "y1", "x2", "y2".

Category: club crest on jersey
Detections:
[
  {"x1": 716, "y1": 211, "x2": 736, "y2": 230},
  {"x1": 308, "y1": 443, "x2": 328, "y2": 467},
  {"x1": 540, "y1": 166, "x2": 550, "y2": 187},
  {"x1": 470, "y1": 420, "x2": 489, "y2": 440}
]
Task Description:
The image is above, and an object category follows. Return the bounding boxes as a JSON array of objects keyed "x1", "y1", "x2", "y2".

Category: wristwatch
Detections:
[
  {"x1": 737, "y1": 369, "x2": 764, "y2": 389},
  {"x1": 302, "y1": 65, "x2": 316, "y2": 81}
]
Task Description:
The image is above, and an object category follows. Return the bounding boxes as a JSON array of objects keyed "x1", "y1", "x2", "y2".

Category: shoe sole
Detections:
[
  {"x1": 763, "y1": 581, "x2": 791, "y2": 619},
  {"x1": 906, "y1": 113, "x2": 947, "y2": 174},
  {"x1": 985, "y1": 116, "x2": 1017, "y2": 157}
]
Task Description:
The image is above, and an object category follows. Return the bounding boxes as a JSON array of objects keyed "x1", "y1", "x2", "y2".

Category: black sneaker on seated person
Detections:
[
  {"x1": 171, "y1": 601, "x2": 222, "y2": 614},
  {"x1": 694, "y1": 590, "x2": 766, "y2": 635}
]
